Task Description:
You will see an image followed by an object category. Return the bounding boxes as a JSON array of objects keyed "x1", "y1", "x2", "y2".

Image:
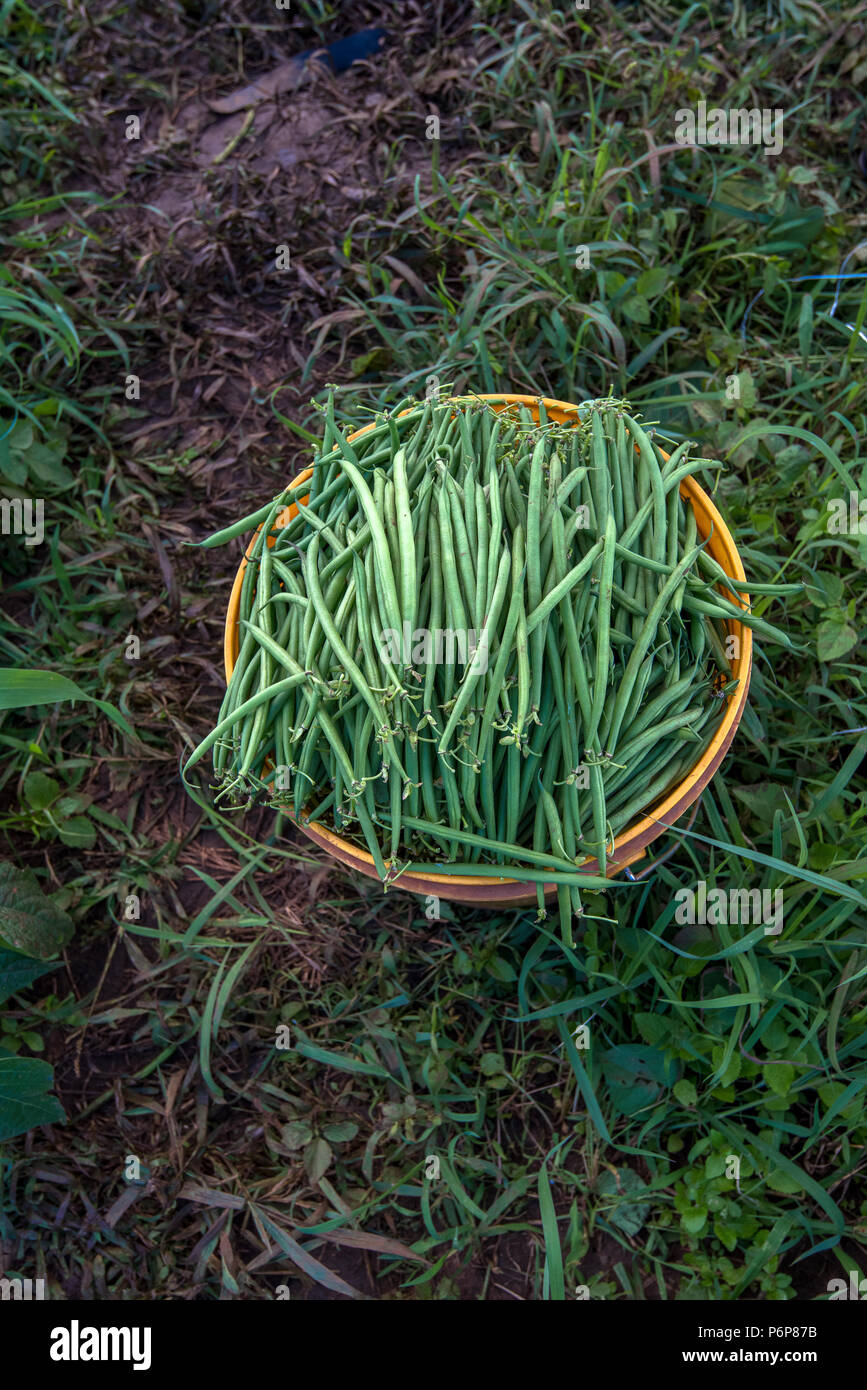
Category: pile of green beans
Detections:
[{"x1": 185, "y1": 393, "x2": 798, "y2": 943}]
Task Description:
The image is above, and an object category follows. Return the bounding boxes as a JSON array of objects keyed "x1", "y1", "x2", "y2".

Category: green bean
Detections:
[
  {"x1": 695, "y1": 548, "x2": 803, "y2": 597},
  {"x1": 589, "y1": 410, "x2": 611, "y2": 534},
  {"x1": 623, "y1": 413, "x2": 666, "y2": 567},
  {"x1": 607, "y1": 746, "x2": 699, "y2": 835},
  {"x1": 524, "y1": 538, "x2": 604, "y2": 637},
  {"x1": 423, "y1": 506, "x2": 444, "y2": 730},
  {"x1": 539, "y1": 785, "x2": 574, "y2": 947},
  {"x1": 190, "y1": 392, "x2": 793, "y2": 901},
  {"x1": 475, "y1": 482, "x2": 490, "y2": 628},
  {"x1": 673, "y1": 504, "x2": 696, "y2": 618},
  {"x1": 436, "y1": 485, "x2": 469, "y2": 636},
  {"x1": 587, "y1": 511, "x2": 617, "y2": 751},
  {"x1": 616, "y1": 705, "x2": 704, "y2": 770},
  {"x1": 442, "y1": 466, "x2": 477, "y2": 621},
  {"x1": 606, "y1": 541, "x2": 705, "y2": 755},
  {"x1": 438, "y1": 546, "x2": 511, "y2": 755},
  {"x1": 316, "y1": 708, "x2": 386, "y2": 878},
  {"x1": 682, "y1": 589, "x2": 797, "y2": 647},
  {"x1": 393, "y1": 813, "x2": 584, "y2": 872},
  {"x1": 305, "y1": 535, "x2": 407, "y2": 781},
  {"x1": 185, "y1": 671, "x2": 311, "y2": 775},
  {"x1": 620, "y1": 654, "x2": 655, "y2": 737},
  {"x1": 198, "y1": 495, "x2": 291, "y2": 549},
  {"x1": 477, "y1": 527, "x2": 525, "y2": 756},
  {"x1": 514, "y1": 600, "x2": 530, "y2": 747},
  {"x1": 335, "y1": 454, "x2": 403, "y2": 638},
  {"x1": 393, "y1": 448, "x2": 416, "y2": 637},
  {"x1": 403, "y1": 861, "x2": 613, "y2": 889}
]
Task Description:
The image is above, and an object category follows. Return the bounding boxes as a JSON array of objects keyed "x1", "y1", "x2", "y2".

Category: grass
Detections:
[{"x1": 0, "y1": 0, "x2": 865, "y2": 1300}]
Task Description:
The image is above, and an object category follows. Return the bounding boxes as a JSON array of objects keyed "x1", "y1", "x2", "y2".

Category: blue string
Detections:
[
  {"x1": 0, "y1": 410, "x2": 19, "y2": 444},
  {"x1": 740, "y1": 241, "x2": 867, "y2": 343}
]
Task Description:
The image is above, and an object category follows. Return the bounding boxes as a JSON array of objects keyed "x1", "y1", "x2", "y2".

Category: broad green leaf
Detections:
[
  {"x1": 0, "y1": 862, "x2": 73, "y2": 958},
  {"x1": 282, "y1": 1119, "x2": 313, "y2": 1150},
  {"x1": 621, "y1": 293, "x2": 650, "y2": 324},
  {"x1": 731, "y1": 781, "x2": 788, "y2": 824},
  {"x1": 18, "y1": 424, "x2": 73, "y2": 489},
  {"x1": 23, "y1": 771, "x2": 60, "y2": 810},
  {"x1": 8, "y1": 421, "x2": 34, "y2": 453},
  {"x1": 597, "y1": 1168, "x2": 651, "y2": 1237},
  {"x1": 766, "y1": 1169, "x2": 805, "y2": 1195},
  {"x1": 633, "y1": 1011, "x2": 670, "y2": 1046},
  {"x1": 351, "y1": 347, "x2": 391, "y2": 377},
  {"x1": 809, "y1": 572, "x2": 849, "y2": 613},
  {"x1": 321, "y1": 1121, "x2": 358, "y2": 1143},
  {"x1": 712, "y1": 1049, "x2": 741, "y2": 1087},
  {"x1": 480, "y1": 1051, "x2": 506, "y2": 1076},
  {"x1": 57, "y1": 815, "x2": 97, "y2": 849},
  {"x1": 485, "y1": 954, "x2": 516, "y2": 982},
  {"x1": 635, "y1": 267, "x2": 669, "y2": 297},
  {"x1": 485, "y1": 1073, "x2": 510, "y2": 1090},
  {"x1": 681, "y1": 1206, "x2": 708, "y2": 1235},
  {"x1": 763, "y1": 1063, "x2": 795, "y2": 1098},
  {"x1": 0, "y1": 946, "x2": 58, "y2": 1006},
  {"x1": 816, "y1": 619, "x2": 859, "y2": 662},
  {"x1": 705, "y1": 1151, "x2": 728, "y2": 1180},
  {"x1": 26, "y1": 446, "x2": 74, "y2": 488},
  {"x1": 775, "y1": 444, "x2": 811, "y2": 472},
  {"x1": 0, "y1": 450, "x2": 27, "y2": 485},
  {"x1": 304, "y1": 1136, "x2": 332, "y2": 1183},
  {"x1": 601, "y1": 1044, "x2": 678, "y2": 1115},
  {"x1": 731, "y1": 369, "x2": 758, "y2": 411},
  {"x1": 0, "y1": 1051, "x2": 65, "y2": 1140},
  {"x1": 674, "y1": 1079, "x2": 698, "y2": 1107}
]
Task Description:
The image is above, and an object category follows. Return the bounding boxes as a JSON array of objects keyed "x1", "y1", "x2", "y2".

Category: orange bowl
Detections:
[{"x1": 223, "y1": 394, "x2": 752, "y2": 903}]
